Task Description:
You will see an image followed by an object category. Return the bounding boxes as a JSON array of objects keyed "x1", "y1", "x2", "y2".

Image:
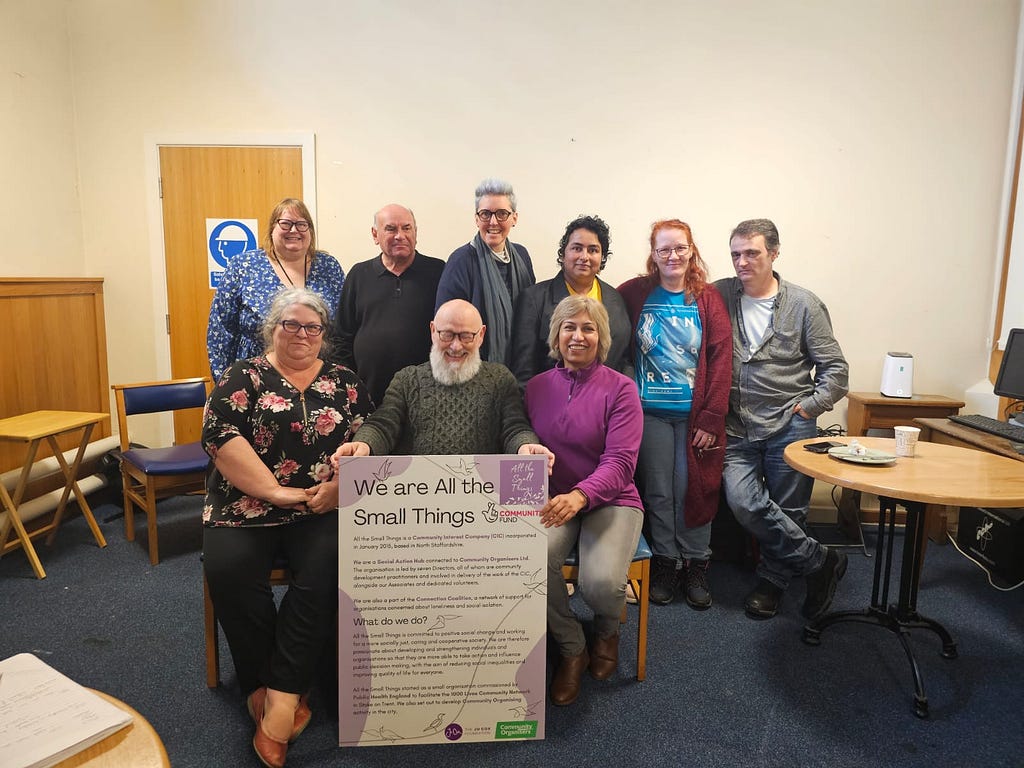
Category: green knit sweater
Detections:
[{"x1": 355, "y1": 361, "x2": 538, "y2": 455}]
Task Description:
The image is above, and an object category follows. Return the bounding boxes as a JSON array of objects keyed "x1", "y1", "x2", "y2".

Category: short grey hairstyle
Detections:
[
  {"x1": 547, "y1": 295, "x2": 611, "y2": 365},
  {"x1": 730, "y1": 219, "x2": 780, "y2": 252},
  {"x1": 261, "y1": 286, "x2": 333, "y2": 357},
  {"x1": 474, "y1": 178, "x2": 517, "y2": 212}
]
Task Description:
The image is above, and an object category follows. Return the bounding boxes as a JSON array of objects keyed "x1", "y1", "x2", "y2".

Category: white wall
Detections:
[
  {"x1": 1, "y1": 0, "x2": 82, "y2": 273},
  {"x1": 2, "y1": 0, "x2": 1021, "y2": 438}
]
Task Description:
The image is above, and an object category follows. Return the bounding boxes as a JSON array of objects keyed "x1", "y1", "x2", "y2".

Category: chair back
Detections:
[{"x1": 112, "y1": 377, "x2": 212, "y2": 451}]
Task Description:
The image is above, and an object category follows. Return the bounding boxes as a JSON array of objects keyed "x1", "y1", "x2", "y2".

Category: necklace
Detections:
[{"x1": 272, "y1": 251, "x2": 308, "y2": 287}]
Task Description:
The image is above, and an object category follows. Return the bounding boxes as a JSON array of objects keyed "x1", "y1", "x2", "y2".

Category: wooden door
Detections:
[{"x1": 159, "y1": 146, "x2": 303, "y2": 442}]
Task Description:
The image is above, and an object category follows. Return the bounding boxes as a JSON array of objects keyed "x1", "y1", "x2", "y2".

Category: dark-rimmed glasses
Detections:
[
  {"x1": 475, "y1": 209, "x2": 513, "y2": 223},
  {"x1": 435, "y1": 328, "x2": 482, "y2": 344},
  {"x1": 276, "y1": 219, "x2": 311, "y2": 233},
  {"x1": 278, "y1": 320, "x2": 324, "y2": 336},
  {"x1": 654, "y1": 244, "x2": 691, "y2": 259}
]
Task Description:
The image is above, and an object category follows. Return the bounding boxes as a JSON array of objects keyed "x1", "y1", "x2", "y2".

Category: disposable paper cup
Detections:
[{"x1": 894, "y1": 426, "x2": 920, "y2": 457}]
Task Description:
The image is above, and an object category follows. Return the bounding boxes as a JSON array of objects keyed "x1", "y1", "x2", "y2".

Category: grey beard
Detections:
[{"x1": 430, "y1": 346, "x2": 482, "y2": 386}]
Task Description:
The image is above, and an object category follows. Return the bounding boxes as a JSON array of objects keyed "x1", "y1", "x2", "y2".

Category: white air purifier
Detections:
[{"x1": 881, "y1": 352, "x2": 914, "y2": 398}]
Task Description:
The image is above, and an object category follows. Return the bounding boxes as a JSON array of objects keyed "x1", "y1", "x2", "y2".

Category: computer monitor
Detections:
[{"x1": 994, "y1": 327, "x2": 1024, "y2": 424}]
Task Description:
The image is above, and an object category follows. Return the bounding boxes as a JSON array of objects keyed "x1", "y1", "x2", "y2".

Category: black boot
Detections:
[
  {"x1": 744, "y1": 579, "x2": 783, "y2": 619},
  {"x1": 649, "y1": 555, "x2": 678, "y2": 605},
  {"x1": 682, "y1": 559, "x2": 712, "y2": 610},
  {"x1": 803, "y1": 547, "x2": 848, "y2": 619}
]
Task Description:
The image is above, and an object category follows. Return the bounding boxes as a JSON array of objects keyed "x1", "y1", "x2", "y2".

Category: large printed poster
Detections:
[{"x1": 337, "y1": 454, "x2": 548, "y2": 747}]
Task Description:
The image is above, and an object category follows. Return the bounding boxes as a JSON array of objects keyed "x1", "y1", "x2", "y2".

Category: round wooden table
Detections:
[
  {"x1": 56, "y1": 690, "x2": 170, "y2": 768},
  {"x1": 785, "y1": 437, "x2": 1024, "y2": 717}
]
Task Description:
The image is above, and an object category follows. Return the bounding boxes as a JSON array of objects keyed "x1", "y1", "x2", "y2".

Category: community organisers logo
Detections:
[{"x1": 494, "y1": 721, "x2": 539, "y2": 739}]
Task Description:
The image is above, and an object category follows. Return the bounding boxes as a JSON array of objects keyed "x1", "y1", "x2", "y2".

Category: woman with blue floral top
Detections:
[
  {"x1": 206, "y1": 197, "x2": 346, "y2": 382},
  {"x1": 202, "y1": 287, "x2": 372, "y2": 768}
]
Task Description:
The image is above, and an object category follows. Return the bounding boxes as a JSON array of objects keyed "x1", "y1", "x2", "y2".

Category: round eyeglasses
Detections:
[{"x1": 654, "y1": 244, "x2": 692, "y2": 259}]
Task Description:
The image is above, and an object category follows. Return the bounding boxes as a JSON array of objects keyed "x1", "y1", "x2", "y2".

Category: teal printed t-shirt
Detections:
[{"x1": 634, "y1": 286, "x2": 702, "y2": 416}]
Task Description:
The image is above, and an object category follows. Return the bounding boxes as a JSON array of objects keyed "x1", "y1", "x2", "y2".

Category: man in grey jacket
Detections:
[{"x1": 714, "y1": 219, "x2": 850, "y2": 620}]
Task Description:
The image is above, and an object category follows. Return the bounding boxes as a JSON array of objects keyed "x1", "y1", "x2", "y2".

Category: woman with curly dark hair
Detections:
[{"x1": 510, "y1": 214, "x2": 631, "y2": 390}]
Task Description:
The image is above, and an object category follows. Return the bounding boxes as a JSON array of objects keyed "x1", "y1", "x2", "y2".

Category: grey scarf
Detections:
[{"x1": 472, "y1": 232, "x2": 530, "y2": 364}]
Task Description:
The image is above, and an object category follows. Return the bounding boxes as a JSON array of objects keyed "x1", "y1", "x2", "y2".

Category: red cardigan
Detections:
[{"x1": 617, "y1": 275, "x2": 732, "y2": 527}]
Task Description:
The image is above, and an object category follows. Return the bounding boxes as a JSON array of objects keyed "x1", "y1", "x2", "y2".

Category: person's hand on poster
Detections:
[
  {"x1": 332, "y1": 440, "x2": 371, "y2": 468},
  {"x1": 540, "y1": 487, "x2": 587, "y2": 528},
  {"x1": 517, "y1": 443, "x2": 555, "y2": 474},
  {"x1": 305, "y1": 477, "x2": 339, "y2": 514}
]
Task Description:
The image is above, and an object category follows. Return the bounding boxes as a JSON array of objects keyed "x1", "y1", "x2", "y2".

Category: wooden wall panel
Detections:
[{"x1": 0, "y1": 278, "x2": 111, "y2": 473}]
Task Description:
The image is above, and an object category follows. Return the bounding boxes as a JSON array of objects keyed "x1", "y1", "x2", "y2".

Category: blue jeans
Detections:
[
  {"x1": 722, "y1": 414, "x2": 825, "y2": 590},
  {"x1": 637, "y1": 412, "x2": 712, "y2": 563}
]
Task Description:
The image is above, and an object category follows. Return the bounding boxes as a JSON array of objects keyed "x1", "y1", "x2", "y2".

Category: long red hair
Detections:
[{"x1": 644, "y1": 219, "x2": 708, "y2": 301}]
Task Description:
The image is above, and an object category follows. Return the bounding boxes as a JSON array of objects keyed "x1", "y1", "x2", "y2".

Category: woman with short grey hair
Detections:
[{"x1": 435, "y1": 177, "x2": 535, "y2": 364}]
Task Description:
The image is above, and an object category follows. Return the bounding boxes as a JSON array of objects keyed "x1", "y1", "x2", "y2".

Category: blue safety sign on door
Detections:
[{"x1": 207, "y1": 219, "x2": 258, "y2": 288}]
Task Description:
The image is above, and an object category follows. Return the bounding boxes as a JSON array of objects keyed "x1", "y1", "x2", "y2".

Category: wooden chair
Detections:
[
  {"x1": 203, "y1": 560, "x2": 290, "y2": 688},
  {"x1": 562, "y1": 532, "x2": 652, "y2": 681},
  {"x1": 111, "y1": 377, "x2": 212, "y2": 565}
]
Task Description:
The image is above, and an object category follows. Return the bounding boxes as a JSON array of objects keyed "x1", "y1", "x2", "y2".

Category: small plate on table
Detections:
[{"x1": 827, "y1": 446, "x2": 897, "y2": 465}]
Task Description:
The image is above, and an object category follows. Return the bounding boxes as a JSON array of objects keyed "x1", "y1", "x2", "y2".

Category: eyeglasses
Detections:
[
  {"x1": 475, "y1": 209, "x2": 513, "y2": 223},
  {"x1": 654, "y1": 244, "x2": 692, "y2": 259},
  {"x1": 435, "y1": 328, "x2": 482, "y2": 344},
  {"x1": 276, "y1": 219, "x2": 311, "y2": 233},
  {"x1": 278, "y1": 320, "x2": 324, "y2": 336}
]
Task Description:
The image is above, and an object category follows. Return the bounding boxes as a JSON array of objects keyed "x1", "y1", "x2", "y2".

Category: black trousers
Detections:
[{"x1": 204, "y1": 513, "x2": 338, "y2": 697}]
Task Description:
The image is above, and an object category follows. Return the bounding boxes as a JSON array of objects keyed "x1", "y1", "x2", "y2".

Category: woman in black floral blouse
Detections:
[{"x1": 202, "y1": 287, "x2": 372, "y2": 768}]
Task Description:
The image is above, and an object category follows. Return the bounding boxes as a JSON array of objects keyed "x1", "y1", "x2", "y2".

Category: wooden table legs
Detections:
[{"x1": 0, "y1": 423, "x2": 107, "y2": 579}]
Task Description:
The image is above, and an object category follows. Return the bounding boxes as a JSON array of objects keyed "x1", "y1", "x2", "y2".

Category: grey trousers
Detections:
[{"x1": 546, "y1": 504, "x2": 644, "y2": 656}]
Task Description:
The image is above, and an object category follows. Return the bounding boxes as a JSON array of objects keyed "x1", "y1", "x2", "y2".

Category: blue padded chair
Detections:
[
  {"x1": 562, "y1": 532, "x2": 652, "y2": 681},
  {"x1": 111, "y1": 377, "x2": 212, "y2": 565}
]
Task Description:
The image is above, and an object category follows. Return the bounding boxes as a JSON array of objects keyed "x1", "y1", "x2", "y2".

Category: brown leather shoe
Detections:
[
  {"x1": 589, "y1": 633, "x2": 619, "y2": 680},
  {"x1": 550, "y1": 649, "x2": 589, "y2": 706},
  {"x1": 253, "y1": 719, "x2": 288, "y2": 768},
  {"x1": 291, "y1": 694, "x2": 312, "y2": 741},
  {"x1": 248, "y1": 687, "x2": 311, "y2": 743}
]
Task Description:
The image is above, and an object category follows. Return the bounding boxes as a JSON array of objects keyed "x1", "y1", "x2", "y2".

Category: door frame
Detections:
[
  {"x1": 143, "y1": 131, "x2": 316, "y2": 380},
  {"x1": 142, "y1": 132, "x2": 315, "y2": 443}
]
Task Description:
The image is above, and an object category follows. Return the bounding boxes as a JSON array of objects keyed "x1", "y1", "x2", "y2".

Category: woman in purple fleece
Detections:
[{"x1": 524, "y1": 295, "x2": 644, "y2": 707}]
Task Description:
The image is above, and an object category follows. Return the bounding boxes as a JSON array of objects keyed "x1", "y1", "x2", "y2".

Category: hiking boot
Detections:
[
  {"x1": 682, "y1": 559, "x2": 712, "y2": 610},
  {"x1": 802, "y1": 547, "x2": 848, "y2": 620},
  {"x1": 649, "y1": 555, "x2": 678, "y2": 605}
]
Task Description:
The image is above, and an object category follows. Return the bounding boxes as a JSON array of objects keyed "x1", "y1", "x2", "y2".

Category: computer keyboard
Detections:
[{"x1": 948, "y1": 413, "x2": 1024, "y2": 443}]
